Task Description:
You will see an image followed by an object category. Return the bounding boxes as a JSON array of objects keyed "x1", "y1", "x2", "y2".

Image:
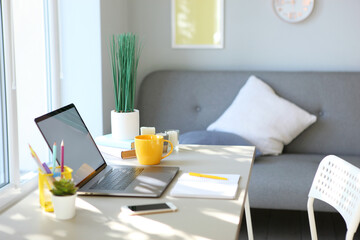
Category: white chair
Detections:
[{"x1": 307, "y1": 155, "x2": 360, "y2": 240}]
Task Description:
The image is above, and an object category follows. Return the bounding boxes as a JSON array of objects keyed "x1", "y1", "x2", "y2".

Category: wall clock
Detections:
[{"x1": 273, "y1": 0, "x2": 314, "y2": 23}]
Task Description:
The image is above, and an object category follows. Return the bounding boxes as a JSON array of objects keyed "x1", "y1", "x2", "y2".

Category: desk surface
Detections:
[{"x1": 0, "y1": 145, "x2": 255, "y2": 240}]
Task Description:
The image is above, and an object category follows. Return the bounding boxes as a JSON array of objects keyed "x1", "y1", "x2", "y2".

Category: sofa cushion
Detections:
[
  {"x1": 207, "y1": 75, "x2": 317, "y2": 155},
  {"x1": 179, "y1": 130, "x2": 262, "y2": 157},
  {"x1": 248, "y1": 154, "x2": 360, "y2": 212}
]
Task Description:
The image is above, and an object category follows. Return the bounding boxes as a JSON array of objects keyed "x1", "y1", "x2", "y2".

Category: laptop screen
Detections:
[{"x1": 35, "y1": 104, "x2": 105, "y2": 186}]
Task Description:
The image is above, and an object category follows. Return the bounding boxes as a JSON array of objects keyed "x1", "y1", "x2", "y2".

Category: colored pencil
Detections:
[
  {"x1": 28, "y1": 144, "x2": 46, "y2": 173},
  {"x1": 42, "y1": 162, "x2": 52, "y2": 174},
  {"x1": 52, "y1": 142, "x2": 57, "y2": 173},
  {"x1": 60, "y1": 140, "x2": 64, "y2": 173},
  {"x1": 28, "y1": 144, "x2": 54, "y2": 183}
]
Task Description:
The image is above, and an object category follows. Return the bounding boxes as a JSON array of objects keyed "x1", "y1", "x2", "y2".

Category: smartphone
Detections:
[{"x1": 121, "y1": 202, "x2": 177, "y2": 215}]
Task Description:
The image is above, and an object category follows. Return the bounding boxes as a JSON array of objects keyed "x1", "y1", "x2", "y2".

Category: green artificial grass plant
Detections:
[{"x1": 110, "y1": 33, "x2": 141, "y2": 113}]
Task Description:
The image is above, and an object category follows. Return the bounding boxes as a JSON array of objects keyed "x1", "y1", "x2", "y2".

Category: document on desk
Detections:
[{"x1": 170, "y1": 172, "x2": 241, "y2": 199}]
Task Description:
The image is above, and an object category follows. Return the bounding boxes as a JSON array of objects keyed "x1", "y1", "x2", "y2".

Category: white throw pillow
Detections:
[{"x1": 207, "y1": 75, "x2": 317, "y2": 155}]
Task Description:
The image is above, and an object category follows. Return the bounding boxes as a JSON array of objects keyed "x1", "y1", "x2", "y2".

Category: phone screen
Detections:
[{"x1": 128, "y1": 203, "x2": 171, "y2": 212}]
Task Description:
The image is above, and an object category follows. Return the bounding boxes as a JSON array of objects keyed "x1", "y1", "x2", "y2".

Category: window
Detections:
[
  {"x1": 0, "y1": 0, "x2": 59, "y2": 210},
  {"x1": 0, "y1": 1, "x2": 9, "y2": 189},
  {"x1": 12, "y1": 0, "x2": 50, "y2": 181}
]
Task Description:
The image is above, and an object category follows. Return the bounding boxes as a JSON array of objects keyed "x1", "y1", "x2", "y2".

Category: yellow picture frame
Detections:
[{"x1": 172, "y1": 0, "x2": 224, "y2": 49}]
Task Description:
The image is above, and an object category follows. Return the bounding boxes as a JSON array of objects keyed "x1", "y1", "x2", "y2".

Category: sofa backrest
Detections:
[{"x1": 138, "y1": 70, "x2": 360, "y2": 155}]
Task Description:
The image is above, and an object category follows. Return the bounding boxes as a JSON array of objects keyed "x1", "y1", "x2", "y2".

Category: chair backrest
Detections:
[{"x1": 309, "y1": 155, "x2": 360, "y2": 231}]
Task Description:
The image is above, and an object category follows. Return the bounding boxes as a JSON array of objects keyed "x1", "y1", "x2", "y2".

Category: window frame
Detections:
[
  {"x1": 0, "y1": 0, "x2": 9, "y2": 189},
  {"x1": 0, "y1": 0, "x2": 60, "y2": 212},
  {"x1": 0, "y1": 0, "x2": 37, "y2": 212}
]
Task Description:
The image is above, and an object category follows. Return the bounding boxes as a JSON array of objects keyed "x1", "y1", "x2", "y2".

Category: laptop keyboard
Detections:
[{"x1": 90, "y1": 167, "x2": 144, "y2": 190}]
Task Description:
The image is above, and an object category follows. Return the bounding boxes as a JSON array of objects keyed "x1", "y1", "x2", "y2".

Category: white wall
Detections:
[
  {"x1": 59, "y1": 0, "x2": 129, "y2": 136},
  {"x1": 60, "y1": 0, "x2": 360, "y2": 135},
  {"x1": 128, "y1": 0, "x2": 360, "y2": 90},
  {"x1": 59, "y1": 0, "x2": 103, "y2": 136}
]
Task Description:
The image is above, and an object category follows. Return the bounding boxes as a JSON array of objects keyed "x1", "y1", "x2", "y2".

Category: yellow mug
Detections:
[{"x1": 135, "y1": 135, "x2": 173, "y2": 165}]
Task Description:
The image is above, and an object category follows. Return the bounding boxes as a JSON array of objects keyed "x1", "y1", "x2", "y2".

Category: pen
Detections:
[
  {"x1": 60, "y1": 140, "x2": 64, "y2": 173},
  {"x1": 189, "y1": 172, "x2": 228, "y2": 180},
  {"x1": 52, "y1": 142, "x2": 57, "y2": 173}
]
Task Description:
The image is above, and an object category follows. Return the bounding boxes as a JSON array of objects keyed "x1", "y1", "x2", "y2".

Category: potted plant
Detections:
[
  {"x1": 110, "y1": 32, "x2": 142, "y2": 140},
  {"x1": 50, "y1": 178, "x2": 78, "y2": 220}
]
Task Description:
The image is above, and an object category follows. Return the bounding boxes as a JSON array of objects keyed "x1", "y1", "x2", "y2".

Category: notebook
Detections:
[
  {"x1": 170, "y1": 172, "x2": 241, "y2": 199},
  {"x1": 35, "y1": 103, "x2": 179, "y2": 197}
]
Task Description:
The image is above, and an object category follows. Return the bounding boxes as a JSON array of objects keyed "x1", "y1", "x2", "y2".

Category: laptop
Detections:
[{"x1": 34, "y1": 103, "x2": 179, "y2": 197}]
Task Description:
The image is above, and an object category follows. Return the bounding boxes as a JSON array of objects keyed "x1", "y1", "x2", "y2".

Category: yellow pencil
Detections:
[
  {"x1": 29, "y1": 144, "x2": 45, "y2": 172},
  {"x1": 189, "y1": 172, "x2": 228, "y2": 180},
  {"x1": 29, "y1": 144, "x2": 55, "y2": 184}
]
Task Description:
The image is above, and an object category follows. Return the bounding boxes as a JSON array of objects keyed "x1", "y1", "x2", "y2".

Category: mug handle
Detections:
[{"x1": 161, "y1": 140, "x2": 173, "y2": 160}]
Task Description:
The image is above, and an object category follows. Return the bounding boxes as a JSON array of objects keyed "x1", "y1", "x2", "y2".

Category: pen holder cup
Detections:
[{"x1": 38, "y1": 166, "x2": 73, "y2": 212}]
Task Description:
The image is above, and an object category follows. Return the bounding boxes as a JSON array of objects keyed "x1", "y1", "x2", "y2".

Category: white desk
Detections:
[{"x1": 0, "y1": 145, "x2": 255, "y2": 240}]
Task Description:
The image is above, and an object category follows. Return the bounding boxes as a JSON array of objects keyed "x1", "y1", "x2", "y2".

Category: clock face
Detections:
[{"x1": 273, "y1": 0, "x2": 314, "y2": 23}]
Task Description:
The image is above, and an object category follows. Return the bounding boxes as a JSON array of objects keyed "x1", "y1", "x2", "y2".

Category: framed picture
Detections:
[{"x1": 171, "y1": 0, "x2": 224, "y2": 49}]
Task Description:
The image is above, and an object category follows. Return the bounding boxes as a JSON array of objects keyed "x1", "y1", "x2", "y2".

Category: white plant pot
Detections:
[
  {"x1": 52, "y1": 194, "x2": 77, "y2": 220},
  {"x1": 111, "y1": 109, "x2": 139, "y2": 140}
]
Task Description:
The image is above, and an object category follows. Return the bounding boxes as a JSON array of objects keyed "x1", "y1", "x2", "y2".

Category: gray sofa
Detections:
[{"x1": 138, "y1": 70, "x2": 360, "y2": 212}]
